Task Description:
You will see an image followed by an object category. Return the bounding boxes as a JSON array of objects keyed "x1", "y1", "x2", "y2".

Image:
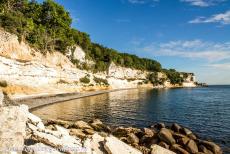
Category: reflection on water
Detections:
[{"x1": 32, "y1": 87, "x2": 230, "y2": 151}]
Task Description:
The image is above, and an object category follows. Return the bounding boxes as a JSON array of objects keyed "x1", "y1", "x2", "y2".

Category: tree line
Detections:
[{"x1": 0, "y1": 0, "x2": 184, "y2": 84}]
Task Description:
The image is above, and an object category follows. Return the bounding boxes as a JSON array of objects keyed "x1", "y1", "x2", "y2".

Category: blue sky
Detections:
[{"x1": 39, "y1": 0, "x2": 230, "y2": 84}]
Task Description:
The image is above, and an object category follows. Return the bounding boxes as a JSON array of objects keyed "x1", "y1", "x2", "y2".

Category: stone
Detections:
[
  {"x1": 32, "y1": 130, "x2": 83, "y2": 153},
  {"x1": 171, "y1": 123, "x2": 181, "y2": 132},
  {"x1": 70, "y1": 129, "x2": 86, "y2": 139},
  {"x1": 199, "y1": 145, "x2": 214, "y2": 154},
  {"x1": 113, "y1": 127, "x2": 141, "y2": 138},
  {"x1": 134, "y1": 145, "x2": 151, "y2": 154},
  {"x1": 178, "y1": 137, "x2": 190, "y2": 146},
  {"x1": 104, "y1": 135, "x2": 142, "y2": 154},
  {"x1": 171, "y1": 144, "x2": 189, "y2": 154},
  {"x1": 0, "y1": 105, "x2": 28, "y2": 153},
  {"x1": 172, "y1": 132, "x2": 186, "y2": 139},
  {"x1": 90, "y1": 120, "x2": 111, "y2": 133},
  {"x1": 74, "y1": 120, "x2": 93, "y2": 130},
  {"x1": 198, "y1": 140, "x2": 222, "y2": 154},
  {"x1": 127, "y1": 133, "x2": 140, "y2": 144},
  {"x1": 37, "y1": 121, "x2": 45, "y2": 130},
  {"x1": 188, "y1": 133, "x2": 197, "y2": 140},
  {"x1": 83, "y1": 133, "x2": 106, "y2": 154},
  {"x1": 44, "y1": 119, "x2": 73, "y2": 128},
  {"x1": 158, "y1": 128, "x2": 176, "y2": 145},
  {"x1": 84, "y1": 128, "x2": 95, "y2": 135},
  {"x1": 185, "y1": 139, "x2": 198, "y2": 154},
  {"x1": 143, "y1": 128, "x2": 155, "y2": 137},
  {"x1": 158, "y1": 142, "x2": 170, "y2": 149},
  {"x1": 151, "y1": 144, "x2": 176, "y2": 154},
  {"x1": 24, "y1": 143, "x2": 63, "y2": 154},
  {"x1": 28, "y1": 112, "x2": 42, "y2": 125},
  {"x1": 141, "y1": 136, "x2": 159, "y2": 147},
  {"x1": 27, "y1": 123, "x2": 38, "y2": 132},
  {"x1": 151, "y1": 123, "x2": 165, "y2": 130},
  {"x1": 55, "y1": 125, "x2": 69, "y2": 136},
  {"x1": 0, "y1": 90, "x2": 4, "y2": 106},
  {"x1": 181, "y1": 127, "x2": 193, "y2": 136}
]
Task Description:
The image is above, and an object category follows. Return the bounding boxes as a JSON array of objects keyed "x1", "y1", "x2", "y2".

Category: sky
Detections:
[{"x1": 38, "y1": 0, "x2": 230, "y2": 85}]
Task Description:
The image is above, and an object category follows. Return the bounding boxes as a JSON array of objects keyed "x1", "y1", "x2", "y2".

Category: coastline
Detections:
[{"x1": 13, "y1": 88, "x2": 137, "y2": 110}]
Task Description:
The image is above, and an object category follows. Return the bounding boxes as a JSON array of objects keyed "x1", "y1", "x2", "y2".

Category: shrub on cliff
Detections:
[
  {"x1": 80, "y1": 76, "x2": 90, "y2": 84},
  {"x1": 0, "y1": 80, "x2": 8, "y2": 87},
  {"x1": 94, "y1": 77, "x2": 109, "y2": 86}
]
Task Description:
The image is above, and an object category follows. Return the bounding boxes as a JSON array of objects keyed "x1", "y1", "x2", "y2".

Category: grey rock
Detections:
[
  {"x1": 185, "y1": 139, "x2": 198, "y2": 154},
  {"x1": 158, "y1": 128, "x2": 176, "y2": 145}
]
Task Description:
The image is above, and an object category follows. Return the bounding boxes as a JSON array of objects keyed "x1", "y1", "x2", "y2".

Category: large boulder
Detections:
[
  {"x1": 104, "y1": 135, "x2": 142, "y2": 154},
  {"x1": 83, "y1": 133, "x2": 106, "y2": 154},
  {"x1": 127, "y1": 133, "x2": 140, "y2": 145},
  {"x1": 198, "y1": 140, "x2": 222, "y2": 154},
  {"x1": 158, "y1": 128, "x2": 176, "y2": 145},
  {"x1": 185, "y1": 139, "x2": 198, "y2": 154},
  {"x1": 74, "y1": 121, "x2": 93, "y2": 130},
  {"x1": 171, "y1": 144, "x2": 189, "y2": 154},
  {"x1": 25, "y1": 143, "x2": 63, "y2": 154},
  {"x1": 90, "y1": 119, "x2": 111, "y2": 133},
  {"x1": 171, "y1": 123, "x2": 181, "y2": 133},
  {"x1": 0, "y1": 104, "x2": 28, "y2": 153},
  {"x1": 151, "y1": 144, "x2": 176, "y2": 154}
]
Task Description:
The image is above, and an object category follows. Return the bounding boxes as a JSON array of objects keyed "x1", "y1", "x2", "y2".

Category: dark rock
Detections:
[
  {"x1": 178, "y1": 137, "x2": 190, "y2": 146},
  {"x1": 188, "y1": 133, "x2": 197, "y2": 140},
  {"x1": 171, "y1": 144, "x2": 190, "y2": 154},
  {"x1": 133, "y1": 145, "x2": 151, "y2": 154},
  {"x1": 198, "y1": 140, "x2": 222, "y2": 154},
  {"x1": 181, "y1": 127, "x2": 193, "y2": 136},
  {"x1": 171, "y1": 123, "x2": 182, "y2": 132},
  {"x1": 73, "y1": 120, "x2": 93, "y2": 130},
  {"x1": 127, "y1": 133, "x2": 139, "y2": 144},
  {"x1": 90, "y1": 119, "x2": 111, "y2": 133},
  {"x1": 173, "y1": 132, "x2": 187, "y2": 140},
  {"x1": 185, "y1": 139, "x2": 198, "y2": 154},
  {"x1": 158, "y1": 141, "x2": 170, "y2": 149},
  {"x1": 158, "y1": 128, "x2": 176, "y2": 145},
  {"x1": 69, "y1": 129, "x2": 86, "y2": 139},
  {"x1": 199, "y1": 145, "x2": 214, "y2": 154},
  {"x1": 151, "y1": 123, "x2": 165, "y2": 130},
  {"x1": 44, "y1": 119, "x2": 73, "y2": 128},
  {"x1": 140, "y1": 135, "x2": 159, "y2": 147},
  {"x1": 83, "y1": 128, "x2": 95, "y2": 135},
  {"x1": 143, "y1": 128, "x2": 155, "y2": 137},
  {"x1": 112, "y1": 127, "x2": 141, "y2": 138}
]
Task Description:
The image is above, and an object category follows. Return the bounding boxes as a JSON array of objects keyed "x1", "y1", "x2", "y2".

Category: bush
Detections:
[
  {"x1": 0, "y1": 80, "x2": 8, "y2": 87},
  {"x1": 94, "y1": 77, "x2": 109, "y2": 85},
  {"x1": 57, "y1": 79, "x2": 69, "y2": 84},
  {"x1": 80, "y1": 76, "x2": 90, "y2": 84}
]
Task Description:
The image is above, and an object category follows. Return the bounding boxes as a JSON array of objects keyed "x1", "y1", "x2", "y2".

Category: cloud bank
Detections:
[
  {"x1": 180, "y1": 0, "x2": 226, "y2": 7},
  {"x1": 189, "y1": 10, "x2": 230, "y2": 25}
]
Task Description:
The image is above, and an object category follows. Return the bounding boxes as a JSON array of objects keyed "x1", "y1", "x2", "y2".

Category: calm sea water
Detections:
[{"x1": 32, "y1": 86, "x2": 230, "y2": 151}]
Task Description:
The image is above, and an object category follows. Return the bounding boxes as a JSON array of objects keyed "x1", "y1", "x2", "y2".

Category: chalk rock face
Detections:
[
  {"x1": 151, "y1": 144, "x2": 176, "y2": 154},
  {"x1": 73, "y1": 46, "x2": 86, "y2": 63},
  {"x1": 0, "y1": 104, "x2": 28, "y2": 153},
  {"x1": 108, "y1": 62, "x2": 147, "y2": 80},
  {"x1": 104, "y1": 135, "x2": 142, "y2": 154},
  {"x1": 0, "y1": 90, "x2": 3, "y2": 106}
]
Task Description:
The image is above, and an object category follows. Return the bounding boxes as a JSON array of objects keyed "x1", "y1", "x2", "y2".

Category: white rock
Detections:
[
  {"x1": 104, "y1": 135, "x2": 142, "y2": 154},
  {"x1": 83, "y1": 133, "x2": 105, "y2": 154},
  {"x1": 55, "y1": 125, "x2": 69, "y2": 136},
  {"x1": 0, "y1": 90, "x2": 4, "y2": 106},
  {"x1": 25, "y1": 143, "x2": 63, "y2": 154},
  {"x1": 37, "y1": 121, "x2": 45, "y2": 130},
  {"x1": 151, "y1": 145, "x2": 176, "y2": 154},
  {"x1": 28, "y1": 113, "x2": 42, "y2": 124},
  {"x1": 0, "y1": 105, "x2": 28, "y2": 153},
  {"x1": 27, "y1": 123, "x2": 38, "y2": 131}
]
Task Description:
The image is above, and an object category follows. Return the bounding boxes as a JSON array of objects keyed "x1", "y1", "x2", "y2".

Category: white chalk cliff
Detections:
[{"x1": 0, "y1": 30, "x2": 196, "y2": 98}]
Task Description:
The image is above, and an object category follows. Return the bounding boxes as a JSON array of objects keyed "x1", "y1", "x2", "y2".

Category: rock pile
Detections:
[{"x1": 111, "y1": 123, "x2": 222, "y2": 154}]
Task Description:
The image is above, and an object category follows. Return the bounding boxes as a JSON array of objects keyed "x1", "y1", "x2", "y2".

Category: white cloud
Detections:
[
  {"x1": 138, "y1": 40, "x2": 230, "y2": 62},
  {"x1": 181, "y1": 0, "x2": 226, "y2": 7},
  {"x1": 189, "y1": 10, "x2": 230, "y2": 25},
  {"x1": 206, "y1": 63, "x2": 230, "y2": 69},
  {"x1": 127, "y1": 0, "x2": 159, "y2": 4}
]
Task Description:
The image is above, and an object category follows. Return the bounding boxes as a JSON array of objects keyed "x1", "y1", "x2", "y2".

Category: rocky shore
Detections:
[{"x1": 0, "y1": 92, "x2": 222, "y2": 154}]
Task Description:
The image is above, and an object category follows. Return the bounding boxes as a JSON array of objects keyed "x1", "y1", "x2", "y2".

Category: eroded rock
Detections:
[
  {"x1": 158, "y1": 128, "x2": 176, "y2": 145},
  {"x1": 151, "y1": 144, "x2": 176, "y2": 154}
]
